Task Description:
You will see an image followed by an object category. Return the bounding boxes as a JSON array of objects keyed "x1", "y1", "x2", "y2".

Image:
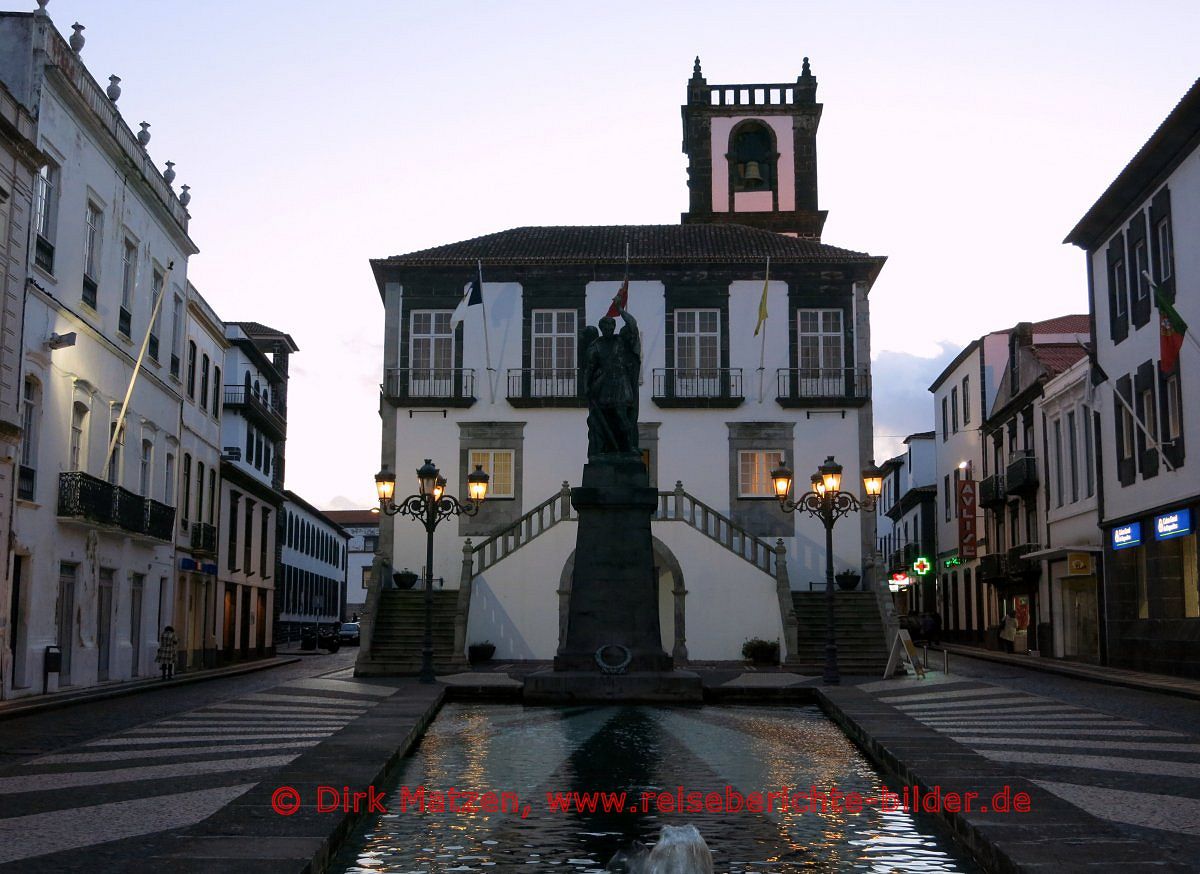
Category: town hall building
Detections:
[{"x1": 361, "y1": 60, "x2": 887, "y2": 670}]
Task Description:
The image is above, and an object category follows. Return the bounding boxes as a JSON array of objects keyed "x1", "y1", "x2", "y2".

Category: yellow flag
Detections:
[{"x1": 754, "y1": 272, "x2": 769, "y2": 336}]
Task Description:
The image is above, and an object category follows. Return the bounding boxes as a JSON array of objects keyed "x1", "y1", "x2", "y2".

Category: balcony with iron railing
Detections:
[
  {"x1": 190, "y1": 521, "x2": 218, "y2": 555},
  {"x1": 979, "y1": 474, "x2": 1006, "y2": 508},
  {"x1": 57, "y1": 471, "x2": 175, "y2": 542},
  {"x1": 1005, "y1": 451, "x2": 1038, "y2": 495},
  {"x1": 17, "y1": 465, "x2": 35, "y2": 501},
  {"x1": 978, "y1": 552, "x2": 1009, "y2": 582},
  {"x1": 776, "y1": 367, "x2": 870, "y2": 408},
  {"x1": 1007, "y1": 543, "x2": 1042, "y2": 578},
  {"x1": 383, "y1": 368, "x2": 476, "y2": 407},
  {"x1": 651, "y1": 368, "x2": 744, "y2": 408},
  {"x1": 506, "y1": 368, "x2": 585, "y2": 408},
  {"x1": 224, "y1": 385, "x2": 286, "y2": 436},
  {"x1": 34, "y1": 235, "x2": 54, "y2": 274}
]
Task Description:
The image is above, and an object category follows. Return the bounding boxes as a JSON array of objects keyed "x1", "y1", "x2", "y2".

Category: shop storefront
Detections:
[{"x1": 1104, "y1": 504, "x2": 1200, "y2": 677}]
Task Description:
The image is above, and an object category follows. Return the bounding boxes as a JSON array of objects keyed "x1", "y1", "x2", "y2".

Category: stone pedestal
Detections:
[
  {"x1": 524, "y1": 455, "x2": 701, "y2": 703},
  {"x1": 555, "y1": 455, "x2": 671, "y2": 673}
]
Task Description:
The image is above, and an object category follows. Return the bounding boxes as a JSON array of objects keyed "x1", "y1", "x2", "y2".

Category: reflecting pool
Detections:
[{"x1": 333, "y1": 704, "x2": 980, "y2": 873}]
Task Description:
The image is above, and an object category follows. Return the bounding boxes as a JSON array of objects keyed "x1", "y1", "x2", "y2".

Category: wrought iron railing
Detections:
[
  {"x1": 115, "y1": 486, "x2": 144, "y2": 532},
  {"x1": 1007, "y1": 543, "x2": 1042, "y2": 577},
  {"x1": 145, "y1": 499, "x2": 176, "y2": 542},
  {"x1": 382, "y1": 368, "x2": 475, "y2": 404},
  {"x1": 506, "y1": 368, "x2": 581, "y2": 402},
  {"x1": 191, "y1": 521, "x2": 217, "y2": 554},
  {"x1": 57, "y1": 471, "x2": 117, "y2": 524},
  {"x1": 1006, "y1": 451, "x2": 1038, "y2": 495},
  {"x1": 652, "y1": 368, "x2": 743, "y2": 402},
  {"x1": 17, "y1": 465, "x2": 35, "y2": 501},
  {"x1": 34, "y1": 235, "x2": 54, "y2": 273},
  {"x1": 979, "y1": 474, "x2": 1006, "y2": 508},
  {"x1": 978, "y1": 552, "x2": 1009, "y2": 582},
  {"x1": 776, "y1": 367, "x2": 870, "y2": 403},
  {"x1": 224, "y1": 385, "x2": 286, "y2": 433}
]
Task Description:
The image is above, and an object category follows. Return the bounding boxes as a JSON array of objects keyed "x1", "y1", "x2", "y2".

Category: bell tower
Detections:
[{"x1": 681, "y1": 57, "x2": 827, "y2": 239}]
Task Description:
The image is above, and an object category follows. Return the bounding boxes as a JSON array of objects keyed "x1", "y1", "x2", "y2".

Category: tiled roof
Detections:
[
  {"x1": 1031, "y1": 314, "x2": 1090, "y2": 334},
  {"x1": 323, "y1": 509, "x2": 381, "y2": 527},
  {"x1": 229, "y1": 321, "x2": 299, "y2": 352},
  {"x1": 1031, "y1": 343, "x2": 1088, "y2": 377},
  {"x1": 373, "y1": 225, "x2": 883, "y2": 267}
]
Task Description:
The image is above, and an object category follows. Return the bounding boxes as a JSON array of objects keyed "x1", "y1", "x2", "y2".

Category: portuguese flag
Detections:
[{"x1": 1153, "y1": 277, "x2": 1188, "y2": 374}]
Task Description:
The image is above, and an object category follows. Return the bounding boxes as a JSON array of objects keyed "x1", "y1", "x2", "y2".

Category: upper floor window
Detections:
[
  {"x1": 737, "y1": 449, "x2": 784, "y2": 497},
  {"x1": 170, "y1": 293, "x2": 183, "y2": 378},
  {"x1": 962, "y1": 375, "x2": 971, "y2": 425},
  {"x1": 200, "y1": 353, "x2": 210, "y2": 410},
  {"x1": 469, "y1": 449, "x2": 515, "y2": 499},
  {"x1": 18, "y1": 378, "x2": 40, "y2": 500},
  {"x1": 1067, "y1": 409, "x2": 1079, "y2": 504},
  {"x1": 69, "y1": 401, "x2": 89, "y2": 472},
  {"x1": 140, "y1": 439, "x2": 153, "y2": 497},
  {"x1": 33, "y1": 161, "x2": 59, "y2": 273},
  {"x1": 119, "y1": 239, "x2": 136, "y2": 337},
  {"x1": 165, "y1": 451, "x2": 175, "y2": 506},
  {"x1": 730, "y1": 121, "x2": 774, "y2": 192},
  {"x1": 212, "y1": 366, "x2": 222, "y2": 418},
  {"x1": 1118, "y1": 404, "x2": 1134, "y2": 462},
  {"x1": 1112, "y1": 258, "x2": 1128, "y2": 318},
  {"x1": 1141, "y1": 387, "x2": 1158, "y2": 443},
  {"x1": 182, "y1": 452, "x2": 192, "y2": 524},
  {"x1": 149, "y1": 269, "x2": 164, "y2": 361},
  {"x1": 1052, "y1": 418, "x2": 1064, "y2": 508},
  {"x1": 82, "y1": 203, "x2": 103, "y2": 307},
  {"x1": 1133, "y1": 239, "x2": 1149, "y2": 302},
  {"x1": 674, "y1": 308, "x2": 720, "y2": 393},
  {"x1": 941, "y1": 397, "x2": 949, "y2": 442},
  {"x1": 410, "y1": 310, "x2": 454, "y2": 395},
  {"x1": 797, "y1": 309, "x2": 843, "y2": 376},
  {"x1": 532, "y1": 309, "x2": 577, "y2": 396},
  {"x1": 951, "y1": 386, "x2": 959, "y2": 433},
  {"x1": 1166, "y1": 375, "x2": 1182, "y2": 442},
  {"x1": 1082, "y1": 404, "x2": 1095, "y2": 498},
  {"x1": 107, "y1": 421, "x2": 124, "y2": 486},
  {"x1": 1157, "y1": 216, "x2": 1174, "y2": 281},
  {"x1": 186, "y1": 341, "x2": 197, "y2": 398}
]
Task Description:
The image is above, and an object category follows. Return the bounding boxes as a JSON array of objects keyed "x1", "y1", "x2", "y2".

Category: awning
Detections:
[{"x1": 1023, "y1": 545, "x2": 1102, "y2": 561}]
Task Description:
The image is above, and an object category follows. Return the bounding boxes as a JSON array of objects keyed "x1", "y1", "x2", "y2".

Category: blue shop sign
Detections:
[
  {"x1": 1111, "y1": 522, "x2": 1142, "y2": 550},
  {"x1": 1154, "y1": 508, "x2": 1193, "y2": 541}
]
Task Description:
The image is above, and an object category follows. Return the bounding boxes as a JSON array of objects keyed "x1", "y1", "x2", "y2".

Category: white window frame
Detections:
[
  {"x1": 1119, "y1": 404, "x2": 1134, "y2": 462},
  {"x1": 469, "y1": 449, "x2": 515, "y2": 499},
  {"x1": 1141, "y1": 387, "x2": 1157, "y2": 442},
  {"x1": 1052, "y1": 417, "x2": 1064, "y2": 508},
  {"x1": 531, "y1": 308, "x2": 577, "y2": 397},
  {"x1": 796, "y1": 309, "x2": 844, "y2": 395},
  {"x1": 140, "y1": 439, "x2": 153, "y2": 497},
  {"x1": 1067, "y1": 408, "x2": 1079, "y2": 504},
  {"x1": 738, "y1": 449, "x2": 785, "y2": 498},
  {"x1": 83, "y1": 202, "x2": 103, "y2": 280},
  {"x1": 1157, "y1": 216, "x2": 1173, "y2": 281},
  {"x1": 1134, "y1": 238, "x2": 1149, "y2": 301},
  {"x1": 409, "y1": 310, "x2": 454, "y2": 397},
  {"x1": 34, "y1": 161, "x2": 58, "y2": 244},
  {"x1": 674, "y1": 308, "x2": 721, "y2": 397},
  {"x1": 171, "y1": 291, "x2": 184, "y2": 375},
  {"x1": 69, "y1": 401, "x2": 88, "y2": 472},
  {"x1": 165, "y1": 452, "x2": 176, "y2": 506},
  {"x1": 149, "y1": 267, "x2": 164, "y2": 359},
  {"x1": 1082, "y1": 404, "x2": 1095, "y2": 497},
  {"x1": 121, "y1": 238, "x2": 137, "y2": 311},
  {"x1": 1166, "y1": 375, "x2": 1182, "y2": 441},
  {"x1": 1113, "y1": 258, "x2": 1128, "y2": 318}
]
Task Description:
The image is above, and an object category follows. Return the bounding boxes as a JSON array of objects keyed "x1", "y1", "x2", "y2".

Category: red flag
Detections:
[
  {"x1": 1155, "y1": 281, "x2": 1188, "y2": 374},
  {"x1": 606, "y1": 279, "x2": 628, "y2": 318}
]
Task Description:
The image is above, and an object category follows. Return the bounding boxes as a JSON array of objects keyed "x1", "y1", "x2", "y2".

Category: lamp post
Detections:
[
  {"x1": 375, "y1": 459, "x2": 488, "y2": 683},
  {"x1": 772, "y1": 455, "x2": 883, "y2": 685}
]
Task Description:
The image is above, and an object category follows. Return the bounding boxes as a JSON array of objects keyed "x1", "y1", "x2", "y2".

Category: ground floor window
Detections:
[
  {"x1": 469, "y1": 449, "x2": 515, "y2": 499},
  {"x1": 737, "y1": 449, "x2": 785, "y2": 497}
]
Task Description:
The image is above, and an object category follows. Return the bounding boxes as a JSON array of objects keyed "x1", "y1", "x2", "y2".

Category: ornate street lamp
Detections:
[
  {"x1": 772, "y1": 454, "x2": 881, "y2": 685},
  {"x1": 374, "y1": 459, "x2": 488, "y2": 683}
]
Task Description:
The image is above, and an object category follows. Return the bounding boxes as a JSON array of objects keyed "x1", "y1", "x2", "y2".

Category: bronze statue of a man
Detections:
[{"x1": 581, "y1": 302, "x2": 639, "y2": 456}]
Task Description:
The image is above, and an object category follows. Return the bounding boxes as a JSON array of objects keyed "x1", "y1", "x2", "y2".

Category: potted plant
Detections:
[
  {"x1": 392, "y1": 569, "x2": 419, "y2": 590},
  {"x1": 468, "y1": 641, "x2": 496, "y2": 664},
  {"x1": 741, "y1": 638, "x2": 780, "y2": 666},
  {"x1": 835, "y1": 569, "x2": 862, "y2": 591}
]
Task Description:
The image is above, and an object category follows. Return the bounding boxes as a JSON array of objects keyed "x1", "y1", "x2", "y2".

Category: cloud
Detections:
[{"x1": 872, "y1": 343, "x2": 961, "y2": 462}]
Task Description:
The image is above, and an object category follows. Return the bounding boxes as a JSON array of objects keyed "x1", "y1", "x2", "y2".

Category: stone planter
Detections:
[
  {"x1": 393, "y1": 569, "x2": 418, "y2": 590},
  {"x1": 468, "y1": 642, "x2": 496, "y2": 664},
  {"x1": 835, "y1": 572, "x2": 861, "y2": 591}
]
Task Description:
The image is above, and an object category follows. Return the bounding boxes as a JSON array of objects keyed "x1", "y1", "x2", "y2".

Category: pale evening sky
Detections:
[{"x1": 33, "y1": 0, "x2": 1200, "y2": 506}]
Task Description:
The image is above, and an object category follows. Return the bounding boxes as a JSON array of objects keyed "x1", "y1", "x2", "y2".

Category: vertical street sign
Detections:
[{"x1": 957, "y1": 479, "x2": 978, "y2": 559}]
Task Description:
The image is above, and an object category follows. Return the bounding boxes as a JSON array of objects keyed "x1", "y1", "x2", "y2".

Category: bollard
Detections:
[
  {"x1": 923, "y1": 645, "x2": 929, "y2": 669},
  {"x1": 943, "y1": 649, "x2": 949, "y2": 674}
]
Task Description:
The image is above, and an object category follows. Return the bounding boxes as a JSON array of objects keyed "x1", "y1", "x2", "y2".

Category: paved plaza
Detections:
[{"x1": 0, "y1": 652, "x2": 1198, "y2": 872}]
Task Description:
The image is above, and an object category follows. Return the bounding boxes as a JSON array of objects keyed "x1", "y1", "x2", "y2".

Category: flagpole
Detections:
[
  {"x1": 103, "y1": 260, "x2": 174, "y2": 481},
  {"x1": 1110, "y1": 380, "x2": 1175, "y2": 473},
  {"x1": 478, "y1": 259, "x2": 495, "y2": 404},
  {"x1": 758, "y1": 256, "x2": 769, "y2": 404}
]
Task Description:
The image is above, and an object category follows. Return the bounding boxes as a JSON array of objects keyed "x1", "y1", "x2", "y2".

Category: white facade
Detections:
[
  {"x1": 280, "y1": 492, "x2": 348, "y2": 631},
  {"x1": 1, "y1": 11, "x2": 195, "y2": 697},
  {"x1": 324, "y1": 511, "x2": 379, "y2": 617}
]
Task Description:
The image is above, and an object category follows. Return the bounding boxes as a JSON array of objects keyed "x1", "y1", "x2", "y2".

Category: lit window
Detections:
[
  {"x1": 469, "y1": 449, "x2": 515, "y2": 498},
  {"x1": 738, "y1": 449, "x2": 785, "y2": 497}
]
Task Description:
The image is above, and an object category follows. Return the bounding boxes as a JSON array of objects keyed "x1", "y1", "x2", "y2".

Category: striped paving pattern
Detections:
[
  {"x1": 870, "y1": 678, "x2": 1200, "y2": 847},
  {"x1": 0, "y1": 676, "x2": 394, "y2": 865}
]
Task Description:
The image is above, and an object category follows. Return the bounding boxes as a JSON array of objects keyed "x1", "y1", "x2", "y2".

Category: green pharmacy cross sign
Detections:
[
  {"x1": 944, "y1": 556, "x2": 961, "y2": 568},
  {"x1": 912, "y1": 557, "x2": 933, "y2": 576}
]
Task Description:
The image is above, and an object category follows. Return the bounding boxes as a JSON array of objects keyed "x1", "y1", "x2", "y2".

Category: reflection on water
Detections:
[{"x1": 332, "y1": 704, "x2": 980, "y2": 873}]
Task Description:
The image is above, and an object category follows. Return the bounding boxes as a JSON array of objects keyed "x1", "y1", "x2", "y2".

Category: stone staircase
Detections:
[
  {"x1": 789, "y1": 591, "x2": 890, "y2": 676},
  {"x1": 367, "y1": 590, "x2": 459, "y2": 671}
]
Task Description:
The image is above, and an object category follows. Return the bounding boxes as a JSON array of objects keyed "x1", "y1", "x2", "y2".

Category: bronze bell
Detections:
[{"x1": 741, "y1": 161, "x2": 764, "y2": 185}]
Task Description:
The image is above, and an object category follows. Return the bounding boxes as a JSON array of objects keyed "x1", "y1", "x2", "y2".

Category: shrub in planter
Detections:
[
  {"x1": 835, "y1": 570, "x2": 862, "y2": 591},
  {"x1": 741, "y1": 638, "x2": 780, "y2": 665},
  {"x1": 468, "y1": 641, "x2": 496, "y2": 664}
]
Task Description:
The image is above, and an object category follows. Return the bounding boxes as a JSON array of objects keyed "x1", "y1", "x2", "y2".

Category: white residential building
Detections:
[
  {"x1": 880, "y1": 433, "x2": 937, "y2": 615},
  {"x1": 0, "y1": 9, "x2": 195, "y2": 697},
  {"x1": 325, "y1": 509, "x2": 379, "y2": 619},
  {"x1": 1065, "y1": 76, "x2": 1200, "y2": 677},
  {"x1": 280, "y1": 490, "x2": 348, "y2": 638}
]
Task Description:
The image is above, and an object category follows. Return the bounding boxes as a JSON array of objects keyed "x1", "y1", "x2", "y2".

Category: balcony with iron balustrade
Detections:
[
  {"x1": 652, "y1": 368, "x2": 743, "y2": 408},
  {"x1": 382, "y1": 368, "x2": 476, "y2": 408},
  {"x1": 190, "y1": 521, "x2": 218, "y2": 555},
  {"x1": 978, "y1": 552, "x2": 1009, "y2": 582},
  {"x1": 224, "y1": 385, "x2": 286, "y2": 437},
  {"x1": 506, "y1": 368, "x2": 586, "y2": 408},
  {"x1": 979, "y1": 474, "x2": 1006, "y2": 508},
  {"x1": 776, "y1": 367, "x2": 870, "y2": 408},
  {"x1": 1005, "y1": 451, "x2": 1039, "y2": 496},
  {"x1": 1007, "y1": 543, "x2": 1042, "y2": 578},
  {"x1": 57, "y1": 471, "x2": 175, "y2": 542}
]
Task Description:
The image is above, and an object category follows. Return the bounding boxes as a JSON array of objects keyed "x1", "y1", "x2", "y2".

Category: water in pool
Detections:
[{"x1": 333, "y1": 704, "x2": 981, "y2": 873}]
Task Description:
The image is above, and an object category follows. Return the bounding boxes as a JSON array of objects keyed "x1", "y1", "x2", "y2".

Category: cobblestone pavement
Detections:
[
  {"x1": 854, "y1": 659, "x2": 1200, "y2": 866},
  {"x1": 0, "y1": 649, "x2": 374, "y2": 869}
]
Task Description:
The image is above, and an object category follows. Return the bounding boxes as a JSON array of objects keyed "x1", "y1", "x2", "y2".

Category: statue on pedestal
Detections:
[{"x1": 581, "y1": 303, "x2": 639, "y2": 457}]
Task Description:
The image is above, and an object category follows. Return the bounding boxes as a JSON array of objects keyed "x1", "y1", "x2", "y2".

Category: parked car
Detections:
[
  {"x1": 300, "y1": 623, "x2": 341, "y2": 653},
  {"x1": 338, "y1": 622, "x2": 361, "y2": 645}
]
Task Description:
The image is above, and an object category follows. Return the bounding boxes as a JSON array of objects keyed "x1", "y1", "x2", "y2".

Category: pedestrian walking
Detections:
[
  {"x1": 156, "y1": 625, "x2": 178, "y2": 679},
  {"x1": 1000, "y1": 611, "x2": 1018, "y2": 653}
]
